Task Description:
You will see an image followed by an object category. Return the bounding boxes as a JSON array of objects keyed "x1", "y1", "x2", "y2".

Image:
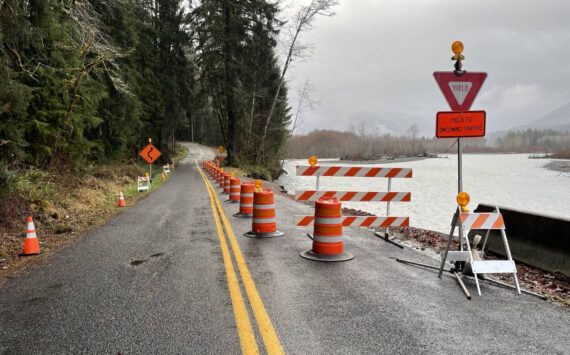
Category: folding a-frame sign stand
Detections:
[{"x1": 438, "y1": 206, "x2": 521, "y2": 296}]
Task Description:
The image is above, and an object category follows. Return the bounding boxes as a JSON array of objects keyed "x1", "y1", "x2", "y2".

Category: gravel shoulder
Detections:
[{"x1": 543, "y1": 160, "x2": 570, "y2": 174}]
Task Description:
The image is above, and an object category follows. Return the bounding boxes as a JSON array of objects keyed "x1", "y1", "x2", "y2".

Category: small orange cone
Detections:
[
  {"x1": 118, "y1": 191, "x2": 126, "y2": 207},
  {"x1": 22, "y1": 216, "x2": 40, "y2": 256}
]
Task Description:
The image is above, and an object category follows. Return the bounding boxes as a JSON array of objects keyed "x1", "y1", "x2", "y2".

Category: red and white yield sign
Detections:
[{"x1": 433, "y1": 71, "x2": 487, "y2": 111}]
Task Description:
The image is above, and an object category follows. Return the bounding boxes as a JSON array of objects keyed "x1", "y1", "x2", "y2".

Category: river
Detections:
[{"x1": 278, "y1": 154, "x2": 570, "y2": 233}]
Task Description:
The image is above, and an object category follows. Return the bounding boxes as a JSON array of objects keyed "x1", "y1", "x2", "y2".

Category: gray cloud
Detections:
[{"x1": 283, "y1": 0, "x2": 570, "y2": 135}]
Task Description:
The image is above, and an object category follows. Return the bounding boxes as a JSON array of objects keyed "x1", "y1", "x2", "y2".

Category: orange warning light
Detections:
[
  {"x1": 308, "y1": 155, "x2": 318, "y2": 166},
  {"x1": 230, "y1": 170, "x2": 235, "y2": 178},
  {"x1": 456, "y1": 192, "x2": 470, "y2": 207},
  {"x1": 451, "y1": 41, "x2": 464, "y2": 55},
  {"x1": 255, "y1": 179, "x2": 263, "y2": 191}
]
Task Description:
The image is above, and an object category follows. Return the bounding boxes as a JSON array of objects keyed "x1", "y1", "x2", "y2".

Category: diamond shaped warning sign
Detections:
[{"x1": 139, "y1": 143, "x2": 161, "y2": 164}]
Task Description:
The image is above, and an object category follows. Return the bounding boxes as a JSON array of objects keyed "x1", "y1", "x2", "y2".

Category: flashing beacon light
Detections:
[
  {"x1": 308, "y1": 155, "x2": 318, "y2": 166},
  {"x1": 230, "y1": 170, "x2": 235, "y2": 178},
  {"x1": 255, "y1": 179, "x2": 263, "y2": 192},
  {"x1": 451, "y1": 41, "x2": 464, "y2": 54},
  {"x1": 451, "y1": 40, "x2": 465, "y2": 61},
  {"x1": 456, "y1": 192, "x2": 470, "y2": 212},
  {"x1": 148, "y1": 138, "x2": 152, "y2": 143},
  {"x1": 221, "y1": 168, "x2": 224, "y2": 173}
]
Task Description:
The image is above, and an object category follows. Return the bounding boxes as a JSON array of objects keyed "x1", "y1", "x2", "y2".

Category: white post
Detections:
[{"x1": 386, "y1": 177, "x2": 392, "y2": 235}]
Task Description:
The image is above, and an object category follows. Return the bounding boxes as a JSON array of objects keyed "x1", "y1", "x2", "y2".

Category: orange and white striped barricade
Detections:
[
  {"x1": 226, "y1": 177, "x2": 241, "y2": 203},
  {"x1": 234, "y1": 182, "x2": 254, "y2": 218},
  {"x1": 244, "y1": 189, "x2": 284, "y2": 238},
  {"x1": 438, "y1": 206, "x2": 520, "y2": 297},
  {"x1": 223, "y1": 174, "x2": 231, "y2": 194},
  {"x1": 296, "y1": 206, "x2": 409, "y2": 262},
  {"x1": 295, "y1": 165, "x2": 412, "y2": 249}
]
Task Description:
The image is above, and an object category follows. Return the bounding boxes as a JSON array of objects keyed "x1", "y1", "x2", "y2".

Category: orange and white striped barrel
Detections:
[
  {"x1": 244, "y1": 189, "x2": 284, "y2": 238},
  {"x1": 234, "y1": 182, "x2": 254, "y2": 218},
  {"x1": 220, "y1": 172, "x2": 228, "y2": 189},
  {"x1": 223, "y1": 174, "x2": 230, "y2": 194},
  {"x1": 300, "y1": 197, "x2": 354, "y2": 261},
  {"x1": 228, "y1": 177, "x2": 241, "y2": 203},
  {"x1": 312, "y1": 197, "x2": 344, "y2": 255}
]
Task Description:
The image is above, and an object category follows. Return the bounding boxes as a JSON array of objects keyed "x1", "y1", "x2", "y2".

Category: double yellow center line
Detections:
[{"x1": 196, "y1": 163, "x2": 284, "y2": 355}]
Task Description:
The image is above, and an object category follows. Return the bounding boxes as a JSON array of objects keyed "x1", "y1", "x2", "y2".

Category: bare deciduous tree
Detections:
[
  {"x1": 256, "y1": 0, "x2": 339, "y2": 163},
  {"x1": 407, "y1": 124, "x2": 419, "y2": 154}
]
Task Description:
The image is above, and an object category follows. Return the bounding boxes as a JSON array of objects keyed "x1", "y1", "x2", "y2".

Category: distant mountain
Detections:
[
  {"x1": 302, "y1": 110, "x2": 432, "y2": 136},
  {"x1": 509, "y1": 102, "x2": 570, "y2": 132},
  {"x1": 488, "y1": 102, "x2": 570, "y2": 140}
]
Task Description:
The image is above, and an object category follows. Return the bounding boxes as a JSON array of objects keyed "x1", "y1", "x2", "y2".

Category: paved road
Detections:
[{"x1": 1, "y1": 143, "x2": 568, "y2": 354}]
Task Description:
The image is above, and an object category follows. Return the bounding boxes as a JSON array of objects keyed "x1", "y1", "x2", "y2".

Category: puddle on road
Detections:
[{"x1": 130, "y1": 252, "x2": 165, "y2": 266}]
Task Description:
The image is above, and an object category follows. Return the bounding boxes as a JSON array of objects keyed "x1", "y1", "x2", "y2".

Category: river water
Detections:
[{"x1": 278, "y1": 154, "x2": 570, "y2": 234}]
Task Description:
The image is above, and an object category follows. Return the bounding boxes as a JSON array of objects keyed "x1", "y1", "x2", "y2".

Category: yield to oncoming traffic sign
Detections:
[{"x1": 436, "y1": 111, "x2": 486, "y2": 138}]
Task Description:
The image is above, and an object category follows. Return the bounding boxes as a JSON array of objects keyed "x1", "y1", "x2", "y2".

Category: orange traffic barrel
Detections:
[
  {"x1": 227, "y1": 177, "x2": 241, "y2": 203},
  {"x1": 220, "y1": 172, "x2": 228, "y2": 189},
  {"x1": 223, "y1": 174, "x2": 230, "y2": 194},
  {"x1": 209, "y1": 163, "x2": 215, "y2": 178},
  {"x1": 244, "y1": 189, "x2": 284, "y2": 238},
  {"x1": 234, "y1": 182, "x2": 254, "y2": 218},
  {"x1": 22, "y1": 216, "x2": 40, "y2": 256},
  {"x1": 301, "y1": 197, "x2": 354, "y2": 262}
]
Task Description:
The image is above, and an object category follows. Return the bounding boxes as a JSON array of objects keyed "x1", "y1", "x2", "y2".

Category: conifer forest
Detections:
[{"x1": 0, "y1": 0, "x2": 314, "y2": 174}]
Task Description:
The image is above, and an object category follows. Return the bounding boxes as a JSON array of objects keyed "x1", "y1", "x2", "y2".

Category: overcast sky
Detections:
[{"x1": 281, "y1": 0, "x2": 570, "y2": 136}]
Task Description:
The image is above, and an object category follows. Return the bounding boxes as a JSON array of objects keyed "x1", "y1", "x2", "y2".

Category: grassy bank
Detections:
[{"x1": 0, "y1": 144, "x2": 188, "y2": 280}]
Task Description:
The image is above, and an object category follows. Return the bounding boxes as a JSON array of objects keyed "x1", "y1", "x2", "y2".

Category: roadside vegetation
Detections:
[
  {"x1": 0, "y1": 144, "x2": 187, "y2": 279},
  {"x1": 1, "y1": 0, "x2": 335, "y2": 272}
]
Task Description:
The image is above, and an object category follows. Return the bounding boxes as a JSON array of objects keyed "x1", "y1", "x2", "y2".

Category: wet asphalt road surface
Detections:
[{"x1": 1, "y1": 143, "x2": 569, "y2": 354}]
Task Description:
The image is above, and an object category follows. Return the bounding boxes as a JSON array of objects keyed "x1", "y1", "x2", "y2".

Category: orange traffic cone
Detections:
[
  {"x1": 118, "y1": 191, "x2": 126, "y2": 207},
  {"x1": 22, "y1": 216, "x2": 40, "y2": 256}
]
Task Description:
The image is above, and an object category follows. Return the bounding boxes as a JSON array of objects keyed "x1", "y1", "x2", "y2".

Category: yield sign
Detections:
[
  {"x1": 433, "y1": 71, "x2": 487, "y2": 111},
  {"x1": 139, "y1": 143, "x2": 161, "y2": 164}
]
